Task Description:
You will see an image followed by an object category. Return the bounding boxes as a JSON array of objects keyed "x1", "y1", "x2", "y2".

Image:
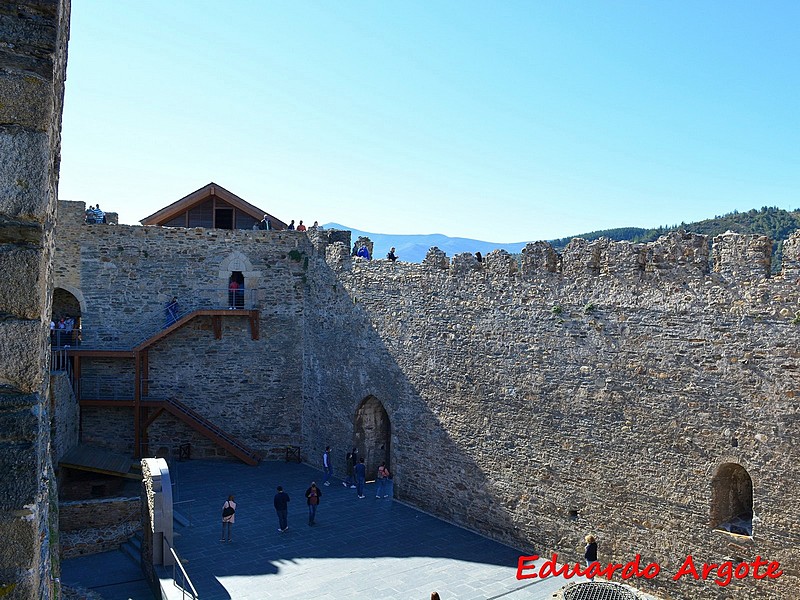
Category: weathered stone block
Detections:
[
  {"x1": 0, "y1": 407, "x2": 38, "y2": 442},
  {"x1": 0, "y1": 319, "x2": 47, "y2": 393},
  {"x1": 0, "y1": 71, "x2": 52, "y2": 130},
  {"x1": 0, "y1": 130, "x2": 52, "y2": 220},
  {"x1": 0, "y1": 442, "x2": 39, "y2": 510},
  {"x1": 0, "y1": 244, "x2": 47, "y2": 317}
]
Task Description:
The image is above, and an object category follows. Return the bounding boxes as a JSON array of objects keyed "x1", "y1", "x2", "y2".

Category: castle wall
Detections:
[
  {"x1": 58, "y1": 497, "x2": 140, "y2": 558},
  {"x1": 49, "y1": 372, "x2": 79, "y2": 464},
  {"x1": 0, "y1": 2, "x2": 70, "y2": 598},
  {"x1": 304, "y1": 232, "x2": 800, "y2": 599},
  {"x1": 54, "y1": 202, "x2": 310, "y2": 456}
]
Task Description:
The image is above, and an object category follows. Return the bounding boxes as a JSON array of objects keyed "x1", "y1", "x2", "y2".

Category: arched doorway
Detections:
[
  {"x1": 228, "y1": 271, "x2": 244, "y2": 309},
  {"x1": 51, "y1": 287, "x2": 82, "y2": 347},
  {"x1": 710, "y1": 462, "x2": 753, "y2": 537},
  {"x1": 354, "y1": 396, "x2": 391, "y2": 480}
]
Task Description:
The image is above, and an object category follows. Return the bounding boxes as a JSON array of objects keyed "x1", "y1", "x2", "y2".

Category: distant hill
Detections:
[
  {"x1": 548, "y1": 207, "x2": 800, "y2": 272},
  {"x1": 326, "y1": 207, "x2": 800, "y2": 266},
  {"x1": 323, "y1": 223, "x2": 532, "y2": 263},
  {"x1": 548, "y1": 207, "x2": 800, "y2": 249}
]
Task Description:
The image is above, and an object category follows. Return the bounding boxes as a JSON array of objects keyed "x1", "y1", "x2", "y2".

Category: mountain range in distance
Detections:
[
  {"x1": 323, "y1": 223, "x2": 530, "y2": 263},
  {"x1": 325, "y1": 207, "x2": 800, "y2": 264}
]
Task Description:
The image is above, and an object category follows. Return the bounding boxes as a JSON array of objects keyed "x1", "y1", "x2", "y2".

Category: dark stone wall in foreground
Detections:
[{"x1": 0, "y1": 1, "x2": 70, "y2": 598}]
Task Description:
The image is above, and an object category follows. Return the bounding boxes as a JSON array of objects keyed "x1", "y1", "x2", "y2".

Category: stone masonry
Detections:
[
  {"x1": 50, "y1": 207, "x2": 800, "y2": 598},
  {"x1": 0, "y1": 2, "x2": 70, "y2": 598},
  {"x1": 302, "y1": 231, "x2": 800, "y2": 600}
]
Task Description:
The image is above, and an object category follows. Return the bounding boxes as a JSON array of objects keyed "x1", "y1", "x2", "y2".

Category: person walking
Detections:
[
  {"x1": 305, "y1": 482, "x2": 322, "y2": 525},
  {"x1": 584, "y1": 534, "x2": 599, "y2": 580},
  {"x1": 164, "y1": 296, "x2": 179, "y2": 328},
  {"x1": 274, "y1": 486, "x2": 290, "y2": 532},
  {"x1": 354, "y1": 457, "x2": 366, "y2": 498},
  {"x1": 322, "y1": 446, "x2": 333, "y2": 486},
  {"x1": 375, "y1": 461, "x2": 390, "y2": 498},
  {"x1": 221, "y1": 495, "x2": 236, "y2": 542}
]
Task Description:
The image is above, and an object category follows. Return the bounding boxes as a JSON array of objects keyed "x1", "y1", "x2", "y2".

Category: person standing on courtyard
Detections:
[
  {"x1": 584, "y1": 534, "x2": 599, "y2": 579},
  {"x1": 221, "y1": 495, "x2": 236, "y2": 542},
  {"x1": 343, "y1": 449, "x2": 355, "y2": 488},
  {"x1": 322, "y1": 446, "x2": 333, "y2": 486},
  {"x1": 354, "y1": 457, "x2": 366, "y2": 498},
  {"x1": 375, "y1": 461, "x2": 390, "y2": 498},
  {"x1": 274, "y1": 486, "x2": 290, "y2": 532},
  {"x1": 305, "y1": 482, "x2": 322, "y2": 525}
]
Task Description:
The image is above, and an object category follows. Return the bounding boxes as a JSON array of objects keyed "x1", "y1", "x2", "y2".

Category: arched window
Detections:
[{"x1": 710, "y1": 462, "x2": 753, "y2": 537}]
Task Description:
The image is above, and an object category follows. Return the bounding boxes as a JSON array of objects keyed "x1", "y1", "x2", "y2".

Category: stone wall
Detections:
[
  {"x1": 49, "y1": 371, "x2": 78, "y2": 464},
  {"x1": 53, "y1": 202, "x2": 312, "y2": 457},
  {"x1": 58, "y1": 497, "x2": 140, "y2": 558},
  {"x1": 0, "y1": 2, "x2": 70, "y2": 598},
  {"x1": 303, "y1": 232, "x2": 800, "y2": 599}
]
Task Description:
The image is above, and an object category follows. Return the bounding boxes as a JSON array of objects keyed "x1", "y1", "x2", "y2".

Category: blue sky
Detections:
[{"x1": 59, "y1": 1, "x2": 799, "y2": 243}]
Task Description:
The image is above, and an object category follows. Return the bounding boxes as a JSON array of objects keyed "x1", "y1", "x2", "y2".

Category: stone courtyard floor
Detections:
[{"x1": 61, "y1": 459, "x2": 623, "y2": 599}]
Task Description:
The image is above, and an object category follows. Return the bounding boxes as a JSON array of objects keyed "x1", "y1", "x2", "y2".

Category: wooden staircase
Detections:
[
  {"x1": 68, "y1": 308, "x2": 262, "y2": 465},
  {"x1": 143, "y1": 397, "x2": 260, "y2": 466}
]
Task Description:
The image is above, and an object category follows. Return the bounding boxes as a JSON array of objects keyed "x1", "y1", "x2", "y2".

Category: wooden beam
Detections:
[
  {"x1": 79, "y1": 399, "x2": 135, "y2": 407},
  {"x1": 142, "y1": 407, "x2": 164, "y2": 430},
  {"x1": 213, "y1": 315, "x2": 221, "y2": 340},
  {"x1": 134, "y1": 351, "x2": 141, "y2": 459},
  {"x1": 67, "y1": 349, "x2": 135, "y2": 358},
  {"x1": 249, "y1": 310, "x2": 259, "y2": 340},
  {"x1": 142, "y1": 350, "x2": 149, "y2": 396}
]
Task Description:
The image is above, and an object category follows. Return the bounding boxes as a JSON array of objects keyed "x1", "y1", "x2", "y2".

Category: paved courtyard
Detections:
[{"x1": 63, "y1": 459, "x2": 586, "y2": 599}]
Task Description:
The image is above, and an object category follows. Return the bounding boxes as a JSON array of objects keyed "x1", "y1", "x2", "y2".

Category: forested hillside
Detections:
[{"x1": 548, "y1": 207, "x2": 800, "y2": 272}]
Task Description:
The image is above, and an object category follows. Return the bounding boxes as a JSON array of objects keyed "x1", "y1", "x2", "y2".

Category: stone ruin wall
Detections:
[
  {"x1": 54, "y1": 201, "x2": 312, "y2": 458},
  {"x1": 304, "y1": 231, "x2": 800, "y2": 600},
  {"x1": 58, "y1": 497, "x2": 140, "y2": 559},
  {"x1": 48, "y1": 371, "x2": 78, "y2": 465},
  {"x1": 0, "y1": 2, "x2": 70, "y2": 598}
]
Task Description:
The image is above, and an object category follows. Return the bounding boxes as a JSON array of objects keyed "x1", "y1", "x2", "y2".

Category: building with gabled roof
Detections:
[{"x1": 140, "y1": 182, "x2": 287, "y2": 230}]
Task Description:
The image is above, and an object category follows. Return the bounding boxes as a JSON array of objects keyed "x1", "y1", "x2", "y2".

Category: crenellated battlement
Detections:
[{"x1": 319, "y1": 229, "x2": 800, "y2": 294}]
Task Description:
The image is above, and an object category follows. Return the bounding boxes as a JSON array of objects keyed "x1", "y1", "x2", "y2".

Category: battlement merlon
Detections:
[
  {"x1": 57, "y1": 200, "x2": 119, "y2": 225},
  {"x1": 419, "y1": 230, "x2": 800, "y2": 283}
]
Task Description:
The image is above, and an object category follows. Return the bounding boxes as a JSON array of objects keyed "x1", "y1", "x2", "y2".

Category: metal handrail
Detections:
[
  {"x1": 76, "y1": 375, "x2": 135, "y2": 401},
  {"x1": 51, "y1": 329, "x2": 81, "y2": 348},
  {"x1": 165, "y1": 539, "x2": 199, "y2": 600}
]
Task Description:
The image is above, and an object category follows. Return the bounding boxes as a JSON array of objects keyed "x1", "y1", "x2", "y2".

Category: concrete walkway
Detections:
[{"x1": 63, "y1": 459, "x2": 583, "y2": 599}]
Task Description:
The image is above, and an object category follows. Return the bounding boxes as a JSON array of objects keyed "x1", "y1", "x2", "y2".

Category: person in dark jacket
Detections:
[
  {"x1": 305, "y1": 482, "x2": 322, "y2": 525},
  {"x1": 274, "y1": 486, "x2": 290, "y2": 532},
  {"x1": 354, "y1": 457, "x2": 366, "y2": 498},
  {"x1": 584, "y1": 534, "x2": 598, "y2": 579},
  {"x1": 387, "y1": 247, "x2": 398, "y2": 262}
]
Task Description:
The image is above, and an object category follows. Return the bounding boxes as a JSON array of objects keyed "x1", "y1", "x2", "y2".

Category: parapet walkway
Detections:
[{"x1": 63, "y1": 460, "x2": 585, "y2": 599}]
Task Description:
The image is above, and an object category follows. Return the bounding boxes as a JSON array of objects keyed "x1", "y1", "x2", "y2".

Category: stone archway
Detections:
[
  {"x1": 354, "y1": 395, "x2": 391, "y2": 480},
  {"x1": 710, "y1": 462, "x2": 754, "y2": 537},
  {"x1": 51, "y1": 286, "x2": 84, "y2": 347}
]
